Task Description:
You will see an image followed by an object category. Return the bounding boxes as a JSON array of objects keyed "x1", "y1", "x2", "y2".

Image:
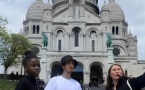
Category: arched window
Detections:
[
  {"x1": 105, "y1": 26, "x2": 107, "y2": 31},
  {"x1": 122, "y1": 29, "x2": 126, "y2": 36},
  {"x1": 58, "y1": 40, "x2": 61, "y2": 51},
  {"x1": 112, "y1": 26, "x2": 115, "y2": 35},
  {"x1": 73, "y1": 63, "x2": 83, "y2": 72},
  {"x1": 52, "y1": 0, "x2": 55, "y2": 4},
  {"x1": 116, "y1": 26, "x2": 119, "y2": 35},
  {"x1": 125, "y1": 70, "x2": 128, "y2": 76},
  {"x1": 57, "y1": 30, "x2": 63, "y2": 37},
  {"x1": 90, "y1": 31, "x2": 96, "y2": 37},
  {"x1": 47, "y1": 12, "x2": 49, "y2": 16},
  {"x1": 33, "y1": 25, "x2": 35, "y2": 34},
  {"x1": 37, "y1": 25, "x2": 39, "y2": 34},
  {"x1": 73, "y1": 27, "x2": 80, "y2": 47},
  {"x1": 25, "y1": 27, "x2": 27, "y2": 35},
  {"x1": 73, "y1": 0, "x2": 80, "y2": 18},
  {"x1": 124, "y1": 29, "x2": 126, "y2": 36},
  {"x1": 96, "y1": 0, "x2": 98, "y2": 4},
  {"x1": 51, "y1": 64, "x2": 62, "y2": 78},
  {"x1": 105, "y1": 13, "x2": 106, "y2": 17},
  {"x1": 46, "y1": 25, "x2": 48, "y2": 30},
  {"x1": 27, "y1": 26, "x2": 29, "y2": 34},
  {"x1": 74, "y1": 30, "x2": 79, "y2": 47},
  {"x1": 92, "y1": 40, "x2": 95, "y2": 51}
]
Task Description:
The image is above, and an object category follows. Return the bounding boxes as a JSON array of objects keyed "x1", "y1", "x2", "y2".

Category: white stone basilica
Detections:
[{"x1": 9, "y1": 0, "x2": 145, "y2": 84}]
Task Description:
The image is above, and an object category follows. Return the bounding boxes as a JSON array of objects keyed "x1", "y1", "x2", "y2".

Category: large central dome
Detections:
[{"x1": 26, "y1": 0, "x2": 45, "y2": 20}]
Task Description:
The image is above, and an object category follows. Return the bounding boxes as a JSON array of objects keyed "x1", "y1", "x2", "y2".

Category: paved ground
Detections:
[{"x1": 83, "y1": 84, "x2": 105, "y2": 90}]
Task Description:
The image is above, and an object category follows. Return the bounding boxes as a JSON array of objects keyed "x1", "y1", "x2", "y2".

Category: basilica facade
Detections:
[{"x1": 15, "y1": 0, "x2": 145, "y2": 84}]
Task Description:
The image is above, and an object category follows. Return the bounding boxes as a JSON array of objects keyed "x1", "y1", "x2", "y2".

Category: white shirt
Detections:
[{"x1": 45, "y1": 76, "x2": 82, "y2": 90}]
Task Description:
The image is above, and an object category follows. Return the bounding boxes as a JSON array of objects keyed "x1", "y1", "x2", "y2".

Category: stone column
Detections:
[
  {"x1": 107, "y1": 48, "x2": 114, "y2": 64},
  {"x1": 47, "y1": 33, "x2": 51, "y2": 51},
  {"x1": 53, "y1": 34, "x2": 56, "y2": 51},
  {"x1": 80, "y1": 34, "x2": 83, "y2": 50},
  {"x1": 80, "y1": 0, "x2": 85, "y2": 18},
  {"x1": 68, "y1": 35, "x2": 71, "y2": 51},
  {"x1": 50, "y1": 33, "x2": 52, "y2": 51},
  {"x1": 83, "y1": 35, "x2": 85, "y2": 51},
  {"x1": 40, "y1": 47, "x2": 47, "y2": 83},
  {"x1": 71, "y1": 35, "x2": 74, "y2": 50},
  {"x1": 46, "y1": 70, "x2": 51, "y2": 82},
  {"x1": 86, "y1": 35, "x2": 90, "y2": 51},
  {"x1": 97, "y1": 35, "x2": 101, "y2": 51},
  {"x1": 103, "y1": 71, "x2": 108, "y2": 85},
  {"x1": 83, "y1": 71, "x2": 90, "y2": 85},
  {"x1": 68, "y1": 4, "x2": 73, "y2": 17},
  {"x1": 65, "y1": 34, "x2": 69, "y2": 51}
]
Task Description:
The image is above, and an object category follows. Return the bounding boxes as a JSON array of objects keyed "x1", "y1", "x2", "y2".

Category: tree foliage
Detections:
[
  {"x1": 0, "y1": 16, "x2": 8, "y2": 31},
  {"x1": 0, "y1": 16, "x2": 32, "y2": 79}
]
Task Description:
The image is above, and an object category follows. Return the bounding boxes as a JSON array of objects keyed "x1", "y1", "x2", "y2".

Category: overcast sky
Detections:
[{"x1": 0, "y1": 0, "x2": 145, "y2": 73}]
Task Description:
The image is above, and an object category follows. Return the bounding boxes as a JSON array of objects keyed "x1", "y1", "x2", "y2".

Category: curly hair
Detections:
[{"x1": 22, "y1": 50, "x2": 38, "y2": 68}]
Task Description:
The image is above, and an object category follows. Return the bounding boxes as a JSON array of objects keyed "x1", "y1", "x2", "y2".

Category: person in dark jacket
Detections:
[
  {"x1": 106, "y1": 64, "x2": 145, "y2": 90},
  {"x1": 15, "y1": 50, "x2": 44, "y2": 90}
]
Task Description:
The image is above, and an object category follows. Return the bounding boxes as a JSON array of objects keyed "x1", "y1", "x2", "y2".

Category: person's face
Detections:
[
  {"x1": 110, "y1": 65, "x2": 123, "y2": 80},
  {"x1": 25, "y1": 58, "x2": 41, "y2": 77},
  {"x1": 62, "y1": 60, "x2": 74, "y2": 73}
]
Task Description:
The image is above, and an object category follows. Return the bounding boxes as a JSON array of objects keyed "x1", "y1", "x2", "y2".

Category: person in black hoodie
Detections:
[
  {"x1": 106, "y1": 64, "x2": 145, "y2": 90},
  {"x1": 15, "y1": 50, "x2": 44, "y2": 90}
]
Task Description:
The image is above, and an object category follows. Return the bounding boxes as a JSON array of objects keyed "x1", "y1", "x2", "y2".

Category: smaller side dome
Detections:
[
  {"x1": 101, "y1": 1, "x2": 109, "y2": 11},
  {"x1": 44, "y1": 2, "x2": 52, "y2": 10},
  {"x1": 127, "y1": 30, "x2": 134, "y2": 46},
  {"x1": 107, "y1": 0, "x2": 125, "y2": 20},
  {"x1": 26, "y1": 0, "x2": 45, "y2": 20},
  {"x1": 127, "y1": 30, "x2": 133, "y2": 39}
]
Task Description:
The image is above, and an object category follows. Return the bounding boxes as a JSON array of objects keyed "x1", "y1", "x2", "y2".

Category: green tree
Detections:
[
  {"x1": 0, "y1": 16, "x2": 32, "y2": 79},
  {"x1": 0, "y1": 16, "x2": 8, "y2": 31}
]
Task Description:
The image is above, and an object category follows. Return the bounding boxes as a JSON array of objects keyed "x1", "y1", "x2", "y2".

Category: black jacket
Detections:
[
  {"x1": 15, "y1": 76, "x2": 44, "y2": 90},
  {"x1": 107, "y1": 73, "x2": 145, "y2": 90}
]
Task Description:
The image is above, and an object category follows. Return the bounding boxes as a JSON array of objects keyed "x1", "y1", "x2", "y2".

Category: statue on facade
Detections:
[
  {"x1": 106, "y1": 33, "x2": 112, "y2": 48},
  {"x1": 42, "y1": 32, "x2": 48, "y2": 47}
]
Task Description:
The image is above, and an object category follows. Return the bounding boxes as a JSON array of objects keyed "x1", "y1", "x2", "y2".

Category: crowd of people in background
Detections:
[
  {"x1": 10, "y1": 71, "x2": 19, "y2": 81},
  {"x1": 89, "y1": 80, "x2": 99, "y2": 87}
]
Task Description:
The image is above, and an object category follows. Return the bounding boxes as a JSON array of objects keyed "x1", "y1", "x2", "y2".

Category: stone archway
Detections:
[
  {"x1": 90, "y1": 63, "x2": 103, "y2": 84},
  {"x1": 71, "y1": 63, "x2": 83, "y2": 83},
  {"x1": 51, "y1": 62, "x2": 62, "y2": 78}
]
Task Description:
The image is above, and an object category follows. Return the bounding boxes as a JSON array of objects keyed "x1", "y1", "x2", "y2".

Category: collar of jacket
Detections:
[{"x1": 116, "y1": 76, "x2": 128, "y2": 87}]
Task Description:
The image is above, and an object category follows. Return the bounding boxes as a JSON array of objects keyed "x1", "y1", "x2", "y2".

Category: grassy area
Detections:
[{"x1": 0, "y1": 79, "x2": 16, "y2": 90}]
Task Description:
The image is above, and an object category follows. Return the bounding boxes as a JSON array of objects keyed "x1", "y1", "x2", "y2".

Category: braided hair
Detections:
[{"x1": 22, "y1": 50, "x2": 38, "y2": 68}]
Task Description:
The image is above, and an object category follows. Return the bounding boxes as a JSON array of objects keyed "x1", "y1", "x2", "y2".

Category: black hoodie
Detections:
[
  {"x1": 106, "y1": 73, "x2": 145, "y2": 90},
  {"x1": 15, "y1": 76, "x2": 45, "y2": 90}
]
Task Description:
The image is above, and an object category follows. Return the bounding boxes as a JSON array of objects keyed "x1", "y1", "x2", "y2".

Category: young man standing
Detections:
[{"x1": 45, "y1": 55, "x2": 82, "y2": 90}]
